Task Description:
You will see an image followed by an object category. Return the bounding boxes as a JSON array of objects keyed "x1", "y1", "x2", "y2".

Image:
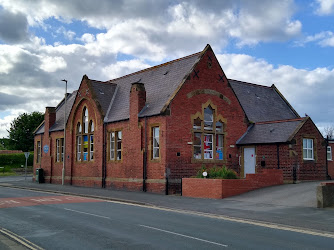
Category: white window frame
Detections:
[
  {"x1": 327, "y1": 146, "x2": 332, "y2": 161},
  {"x1": 303, "y1": 138, "x2": 314, "y2": 160},
  {"x1": 204, "y1": 134, "x2": 213, "y2": 159},
  {"x1": 110, "y1": 132, "x2": 115, "y2": 160},
  {"x1": 77, "y1": 136, "x2": 82, "y2": 161},
  {"x1": 37, "y1": 141, "x2": 41, "y2": 163},
  {"x1": 110, "y1": 131, "x2": 122, "y2": 161},
  {"x1": 152, "y1": 127, "x2": 160, "y2": 159},
  {"x1": 90, "y1": 135, "x2": 94, "y2": 161},
  {"x1": 117, "y1": 131, "x2": 122, "y2": 161},
  {"x1": 56, "y1": 139, "x2": 60, "y2": 162}
]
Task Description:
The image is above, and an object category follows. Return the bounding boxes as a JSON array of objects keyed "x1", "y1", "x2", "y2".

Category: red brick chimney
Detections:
[
  {"x1": 44, "y1": 107, "x2": 56, "y2": 134},
  {"x1": 130, "y1": 82, "x2": 146, "y2": 123}
]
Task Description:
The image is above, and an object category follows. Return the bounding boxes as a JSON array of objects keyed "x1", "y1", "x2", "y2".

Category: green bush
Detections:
[
  {"x1": 0, "y1": 152, "x2": 34, "y2": 167},
  {"x1": 196, "y1": 165, "x2": 238, "y2": 179}
]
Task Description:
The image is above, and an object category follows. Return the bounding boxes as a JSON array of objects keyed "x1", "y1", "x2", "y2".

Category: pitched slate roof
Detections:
[
  {"x1": 237, "y1": 118, "x2": 305, "y2": 145},
  {"x1": 90, "y1": 80, "x2": 117, "y2": 117},
  {"x1": 229, "y1": 79, "x2": 299, "y2": 123},
  {"x1": 35, "y1": 91, "x2": 77, "y2": 134},
  {"x1": 105, "y1": 51, "x2": 202, "y2": 122}
]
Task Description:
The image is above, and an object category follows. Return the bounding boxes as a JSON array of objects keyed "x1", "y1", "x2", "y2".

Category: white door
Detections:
[{"x1": 244, "y1": 147, "x2": 256, "y2": 177}]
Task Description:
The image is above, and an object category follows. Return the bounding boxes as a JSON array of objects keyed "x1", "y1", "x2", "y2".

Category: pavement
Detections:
[{"x1": 1, "y1": 176, "x2": 334, "y2": 234}]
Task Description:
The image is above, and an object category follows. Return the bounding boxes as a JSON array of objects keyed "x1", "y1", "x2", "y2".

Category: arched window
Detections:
[
  {"x1": 83, "y1": 108, "x2": 88, "y2": 133},
  {"x1": 192, "y1": 103, "x2": 225, "y2": 160},
  {"x1": 76, "y1": 108, "x2": 94, "y2": 162}
]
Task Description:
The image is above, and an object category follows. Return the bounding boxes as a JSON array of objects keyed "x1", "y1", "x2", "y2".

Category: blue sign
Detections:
[{"x1": 43, "y1": 145, "x2": 49, "y2": 153}]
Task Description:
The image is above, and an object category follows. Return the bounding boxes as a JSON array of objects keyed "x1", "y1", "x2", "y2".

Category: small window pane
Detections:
[
  {"x1": 90, "y1": 135, "x2": 94, "y2": 160},
  {"x1": 77, "y1": 122, "x2": 82, "y2": 134},
  {"x1": 216, "y1": 121, "x2": 223, "y2": 132},
  {"x1": 193, "y1": 133, "x2": 201, "y2": 159},
  {"x1": 83, "y1": 108, "x2": 88, "y2": 133},
  {"x1": 77, "y1": 136, "x2": 81, "y2": 161},
  {"x1": 110, "y1": 132, "x2": 115, "y2": 160},
  {"x1": 204, "y1": 134, "x2": 213, "y2": 159},
  {"x1": 216, "y1": 134, "x2": 223, "y2": 160},
  {"x1": 193, "y1": 118, "x2": 202, "y2": 130},
  {"x1": 204, "y1": 107, "x2": 213, "y2": 130}
]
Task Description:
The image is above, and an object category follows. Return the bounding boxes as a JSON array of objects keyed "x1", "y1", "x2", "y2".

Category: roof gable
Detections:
[
  {"x1": 229, "y1": 79, "x2": 299, "y2": 123},
  {"x1": 105, "y1": 49, "x2": 203, "y2": 122}
]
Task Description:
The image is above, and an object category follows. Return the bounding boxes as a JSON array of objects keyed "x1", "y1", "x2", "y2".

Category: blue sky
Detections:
[{"x1": 0, "y1": 0, "x2": 333, "y2": 137}]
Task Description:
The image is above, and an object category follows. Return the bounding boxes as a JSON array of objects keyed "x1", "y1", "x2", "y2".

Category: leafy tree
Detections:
[
  {"x1": 0, "y1": 138, "x2": 15, "y2": 150},
  {"x1": 8, "y1": 112, "x2": 44, "y2": 151}
]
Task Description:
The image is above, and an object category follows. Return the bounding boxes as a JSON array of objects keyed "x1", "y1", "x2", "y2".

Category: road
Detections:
[{"x1": 0, "y1": 186, "x2": 334, "y2": 249}]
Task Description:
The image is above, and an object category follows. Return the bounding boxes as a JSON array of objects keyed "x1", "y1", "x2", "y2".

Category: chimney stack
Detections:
[{"x1": 130, "y1": 82, "x2": 146, "y2": 123}]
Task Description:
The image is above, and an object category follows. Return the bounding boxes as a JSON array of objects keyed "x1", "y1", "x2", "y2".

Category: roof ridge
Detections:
[
  {"x1": 255, "y1": 117, "x2": 305, "y2": 125},
  {"x1": 90, "y1": 79, "x2": 115, "y2": 84},
  {"x1": 228, "y1": 79, "x2": 272, "y2": 89},
  {"x1": 107, "y1": 51, "x2": 202, "y2": 83}
]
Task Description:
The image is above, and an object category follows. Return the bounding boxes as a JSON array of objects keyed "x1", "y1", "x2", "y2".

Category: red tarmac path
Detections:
[{"x1": 0, "y1": 195, "x2": 102, "y2": 208}]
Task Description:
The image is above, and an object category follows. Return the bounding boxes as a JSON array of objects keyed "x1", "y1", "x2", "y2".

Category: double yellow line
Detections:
[{"x1": 0, "y1": 228, "x2": 43, "y2": 250}]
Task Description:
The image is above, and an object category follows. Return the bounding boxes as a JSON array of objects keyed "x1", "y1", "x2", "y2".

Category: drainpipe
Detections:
[
  {"x1": 143, "y1": 117, "x2": 147, "y2": 192},
  {"x1": 102, "y1": 123, "x2": 106, "y2": 188},
  {"x1": 276, "y1": 143, "x2": 280, "y2": 169}
]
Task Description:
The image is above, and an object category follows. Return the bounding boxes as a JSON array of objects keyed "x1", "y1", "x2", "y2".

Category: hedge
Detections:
[{"x1": 0, "y1": 152, "x2": 34, "y2": 167}]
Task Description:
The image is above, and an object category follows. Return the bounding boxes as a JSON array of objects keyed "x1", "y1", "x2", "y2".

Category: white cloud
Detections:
[
  {"x1": 295, "y1": 31, "x2": 334, "y2": 47},
  {"x1": 316, "y1": 0, "x2": 334, "y2": 15},
  {"x1": 39, "y1": 55, "x2": 67, "y2": 72},
  {"x1": 102, "y1": 59, "x2": 151, "y2": 80},
  {"x1": 217, "y1": 53, "x2": 334, "y2": 125}
]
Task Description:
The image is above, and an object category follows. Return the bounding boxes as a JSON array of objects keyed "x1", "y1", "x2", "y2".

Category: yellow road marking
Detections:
[{"x1": 0, "y1": 228, "x2": 44, "y2": 250}]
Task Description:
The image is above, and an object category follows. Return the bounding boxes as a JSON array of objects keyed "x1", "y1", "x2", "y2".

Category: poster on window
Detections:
[{"x1": 83, "y1": 135, "x2": 88, "y2": 161}]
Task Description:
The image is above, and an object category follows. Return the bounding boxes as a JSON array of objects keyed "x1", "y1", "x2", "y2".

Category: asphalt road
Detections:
[{"x1": 1, "y1": 187, "x2": 334, "y2": 249}]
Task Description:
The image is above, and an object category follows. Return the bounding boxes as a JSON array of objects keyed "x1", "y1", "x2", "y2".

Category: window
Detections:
[
  {"x1": 152, "y1": 127, "x2": 160, "y2": 159},
  {"x1": 303, "y1": 138, "x2": 314, "y2": 160},
  {"x1": 36, "y1": 141, "x2": 41, "y2": 163},
  {"x1": 328, "y1": 146, "x2": 332, "y2": 161},
  {"x1": 110, "y1": 131, "x2": 122, "y2": 161},
  {"x1": 76, "y1": 108, "x2": 94, "y2": 162},
  {"x1": 56, "y1": 138, "x2": 64, "y2": 162},
  {"x1": 192, "y1": 104, "x2": 225, "y2": 160}
]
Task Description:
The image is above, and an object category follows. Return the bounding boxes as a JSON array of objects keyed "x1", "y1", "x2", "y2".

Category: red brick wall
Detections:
[
  {"x1": 65, "y1": 78, "x2": 104, "y2": 188},
  {"x1": 0, "y1": 150, "x2": 22, "y2": 154},
  {"x1": 255, "y1": 118, "x2": 326, "y2": 181},
  {"x1": 182, "y1": 169, "x2": 283, "y2": 199},
  {"x1": 166, "y1": 48, "x2": 247, "y2": 193}
]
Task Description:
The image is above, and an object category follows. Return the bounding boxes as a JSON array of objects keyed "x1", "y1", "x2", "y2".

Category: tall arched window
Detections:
[
  {"x1": 192, "y1": 103, "x2": 225, "y2": 160},
  {"x1": 76, "y1": 107, "x2": 94, "y2": 162}
]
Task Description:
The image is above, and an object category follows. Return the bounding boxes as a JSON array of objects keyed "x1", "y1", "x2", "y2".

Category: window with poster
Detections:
[
  {"x1": 76, "y1": 107, "x2": 94, "y2": 162},
  {"x1": 192, "y1": 101, "x2": 226, "y2": 161}
]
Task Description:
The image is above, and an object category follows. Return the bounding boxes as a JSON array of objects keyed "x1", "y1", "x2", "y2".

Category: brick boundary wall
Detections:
[
  {"x1": 0, "y1": 150, "x2": 23, "y2": 155},
  {"x1": 182, "y1": 169, "x2": 283, "y2": 199}
]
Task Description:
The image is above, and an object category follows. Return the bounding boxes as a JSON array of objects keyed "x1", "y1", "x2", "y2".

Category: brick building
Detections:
[{"x1": 34, "y1": 45, "x2": 327, "y2": 194}]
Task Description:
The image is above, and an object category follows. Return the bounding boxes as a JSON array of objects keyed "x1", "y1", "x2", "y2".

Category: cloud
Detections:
[
  {"x1": 39, "y1": 55, "x2": 67, "y2": 72},
  {"x1": 315, "y1": 0, "x2": 334, "y2": 15},
  {"x1": 0, "y1": 92, "x2": 26, "y2": 110},
  {"x1": 0, "y1": 9, "x2": 29, "y2": 43},
  {"x1": 102, "y1": 59, "x2": 151, "y2": 79},
  {"x1": 0, "y1": 0, "x2": 302, "y2": 50},
  {"x1": 217, "y1": 53, "x2": 334, "y2": 125},
  {"x1": 295, "y1": 31, "x2": 334, "y2": 47}
]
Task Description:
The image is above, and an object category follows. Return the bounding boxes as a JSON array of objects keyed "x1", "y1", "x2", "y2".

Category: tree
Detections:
[
  {"x1": 323, "y1": 125, "x2": 334, "y2": 139},
  {"x1": 8, "y1": 112, "x2": 44, "y2": 151}
]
